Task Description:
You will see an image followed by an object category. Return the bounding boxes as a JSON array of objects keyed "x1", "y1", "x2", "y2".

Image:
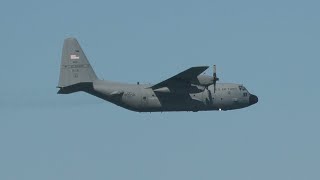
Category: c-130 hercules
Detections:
[{"x1": 57, "y1": 38, "x2": 258, "y2": 112}]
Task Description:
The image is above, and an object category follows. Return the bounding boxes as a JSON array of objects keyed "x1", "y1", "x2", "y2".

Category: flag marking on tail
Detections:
[{"x1": 70, "y1": 54, "x2": 80, "y2": 60}]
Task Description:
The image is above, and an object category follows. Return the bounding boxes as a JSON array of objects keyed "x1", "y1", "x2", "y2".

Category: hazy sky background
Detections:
[{"x1": 1, "y1": 0, "x2": 319, "y2": 179}]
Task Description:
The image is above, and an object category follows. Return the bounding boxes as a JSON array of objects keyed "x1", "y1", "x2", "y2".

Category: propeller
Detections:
[{"x1": 213, "y1": 65, "x2": 219, "y2": 93}]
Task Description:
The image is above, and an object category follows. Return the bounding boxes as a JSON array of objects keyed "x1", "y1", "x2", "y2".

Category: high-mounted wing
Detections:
[{"x1": 149, "y1": 66, "x2": 209, "y2": 89}]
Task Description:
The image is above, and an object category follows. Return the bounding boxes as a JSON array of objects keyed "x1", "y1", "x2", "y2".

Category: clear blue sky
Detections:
[{"x1": 1, "y1": 0, "x2": 319, "y2": 179}]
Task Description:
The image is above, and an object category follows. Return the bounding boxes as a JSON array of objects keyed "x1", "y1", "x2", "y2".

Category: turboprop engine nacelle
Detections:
[
  {"x1": 191, "y1": 75, "x2": 214, "y2": 87},
  {"x1": 153, "y1": 85, "x2": 205, "y2": 94}
]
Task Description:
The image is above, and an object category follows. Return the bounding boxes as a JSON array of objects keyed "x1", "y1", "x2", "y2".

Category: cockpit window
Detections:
[{"x1": 238, "y1": 85, "x2": 247, "y2": 91}]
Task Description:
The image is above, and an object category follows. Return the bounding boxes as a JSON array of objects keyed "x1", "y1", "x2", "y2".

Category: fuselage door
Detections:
[{"x1": 141, "y1": 96, "x2": 148, "y2": 107}]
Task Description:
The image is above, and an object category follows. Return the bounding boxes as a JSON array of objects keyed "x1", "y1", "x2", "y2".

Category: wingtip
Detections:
[
  {"x1": 195, "y1": 66, "x2": 209, "y2": 69},
  {"x1": 188, "y1": 66, "x2": 209, "y2": 69}
]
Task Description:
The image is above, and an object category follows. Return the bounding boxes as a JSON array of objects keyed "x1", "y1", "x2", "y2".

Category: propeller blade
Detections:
[{"x1": 213, "y1": 65, "x2": 219, "y2": 93}]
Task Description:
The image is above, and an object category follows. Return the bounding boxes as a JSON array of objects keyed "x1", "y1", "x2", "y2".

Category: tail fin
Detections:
[{"x1": 57, "y1": 38, "x2": 98, "y2": 94}]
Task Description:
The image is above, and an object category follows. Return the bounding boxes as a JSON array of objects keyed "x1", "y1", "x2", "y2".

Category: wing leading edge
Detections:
[{"x1": 149, "y1": 66, "x2": 209, "y2": 89}]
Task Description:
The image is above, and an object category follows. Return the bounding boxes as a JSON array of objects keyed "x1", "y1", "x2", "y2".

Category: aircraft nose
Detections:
[{"x1": 249, "y1": 94, "x2": 258, "y2": 105}]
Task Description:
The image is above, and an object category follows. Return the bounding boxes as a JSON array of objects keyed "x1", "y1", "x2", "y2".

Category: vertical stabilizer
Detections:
[{"x1": 58, "y1": 38, "x2": 98, "y2": 88}]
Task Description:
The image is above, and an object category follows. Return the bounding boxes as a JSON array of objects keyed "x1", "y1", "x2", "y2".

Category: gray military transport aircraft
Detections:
[{"x1": 57, "y1": 38, "x2": 258, "y2": 112}]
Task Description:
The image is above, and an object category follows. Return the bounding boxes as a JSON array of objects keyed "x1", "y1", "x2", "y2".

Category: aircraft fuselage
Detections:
[{"x1": 88, "y1": 80, "x2": 258, "y2": 112}]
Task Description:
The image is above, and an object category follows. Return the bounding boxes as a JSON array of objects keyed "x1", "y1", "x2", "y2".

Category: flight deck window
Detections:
[
  {"x1": 238, "y1": 86, "x2": 247, "y2": 91},
  {"x1": 243, "y1": 93, "x2": 248, "y2": 97}
]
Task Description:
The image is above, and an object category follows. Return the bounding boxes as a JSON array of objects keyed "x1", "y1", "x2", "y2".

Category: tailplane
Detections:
[{"x1": 57, "y1": 38, "x2": 98, "y2": 94}]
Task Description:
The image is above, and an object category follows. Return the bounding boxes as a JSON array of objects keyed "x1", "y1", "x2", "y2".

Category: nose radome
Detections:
[{"x1": 249, "y1": 94, "x2": 258, "y2": 105}]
